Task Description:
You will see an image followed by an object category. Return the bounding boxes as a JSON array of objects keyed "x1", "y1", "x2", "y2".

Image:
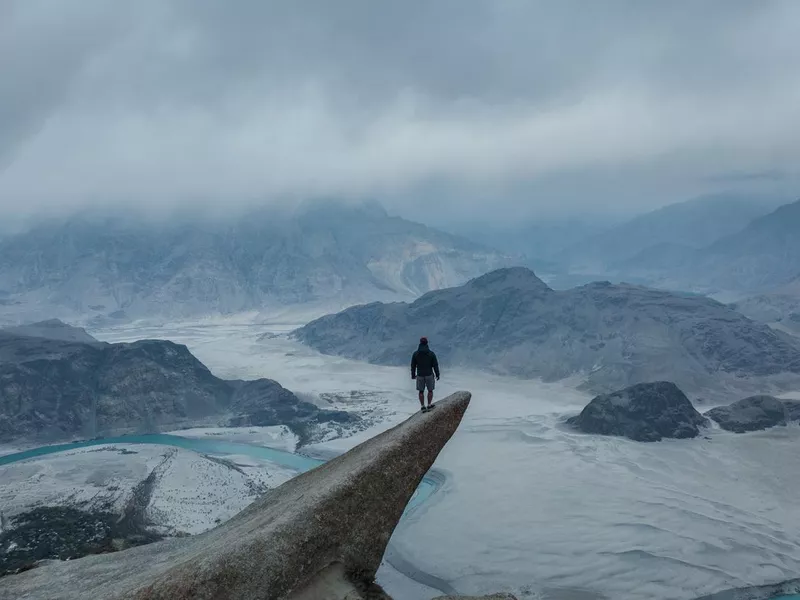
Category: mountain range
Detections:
[
  {"x1": 558, "y1": 194, "x2": 781, "y2": 272},
  {"x1": 293, "y1": 267, "x2": 800, "y2": 396},
  {"x1": 0, "y1": 320, "x2": 354, "y2": 444},
  {"x1": 606, "y1": 198, "x2": 800, "y2": 296},
  {"x1": 0, "y1": 203, "x2": 512, "y2": 324}
]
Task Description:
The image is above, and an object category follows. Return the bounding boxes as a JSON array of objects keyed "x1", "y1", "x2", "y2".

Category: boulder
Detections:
[
  {"x1": 0, "y1": 392, "x2": 471, "y2": 600},
  {"x1": 567, "y1": 381, "x2": 708, "y2": 442},
  {"x1": 705, "y1": 395, "x2": 790, "y2": 432}
]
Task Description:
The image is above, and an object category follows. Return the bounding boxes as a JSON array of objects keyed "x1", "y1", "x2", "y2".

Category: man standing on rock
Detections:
[{"x1": 411, "y1": 336, "x2": 440, "y2": 412}]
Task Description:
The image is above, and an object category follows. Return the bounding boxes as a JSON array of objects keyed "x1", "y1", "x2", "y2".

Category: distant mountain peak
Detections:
[
  {"x1": 0, "y1": 206, "x2": 513, "y2": 320},
  {"x1": 2, "y1": 319, "x2": 98, "y2": 343},
  {"x1": 465, "y1": 266, "x2": 552, "y2": 293}
]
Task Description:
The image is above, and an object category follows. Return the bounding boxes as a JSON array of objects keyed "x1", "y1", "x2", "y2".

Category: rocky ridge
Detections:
[
  {"x1": 294, "y1": 267, "x2": 800, "y2": 395},
  {"x1": 0, "y1": 326, "x2": 354, "y2": 445}
]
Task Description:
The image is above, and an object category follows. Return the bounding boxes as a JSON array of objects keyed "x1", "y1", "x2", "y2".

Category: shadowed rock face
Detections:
[
  {"x1": 705, "y1": 395, "x2": 800, "y2": 433},
  {"x1": 0, "y1": 329, "x2": 353, "y2": 444},
  {"x1": 0, "y1": 392, "x2": 472, "y2": 600},
  {"x1": 567, "y1": 382, "x2": 709, "y2": 442}
]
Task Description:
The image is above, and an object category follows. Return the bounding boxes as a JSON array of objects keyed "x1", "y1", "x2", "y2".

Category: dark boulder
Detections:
[
  {"x1": 705, "y1": 395, "x2": 790, "y2": 432},
  {"x1": 567, "y1": 381, "x2": 709, "y2": 442}
]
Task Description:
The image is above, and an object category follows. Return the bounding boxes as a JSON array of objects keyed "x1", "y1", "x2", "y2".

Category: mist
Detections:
[{"x1": 2, "y1": 1, "x2": 800, "y2": 226}]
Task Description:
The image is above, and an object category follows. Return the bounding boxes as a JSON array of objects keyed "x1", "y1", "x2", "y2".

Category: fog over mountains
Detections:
[
  {"x1": 560, "y1": 196, "x2": 800, "y2": 298},
  {"x1": 557, "y1": 194, "x2": 781, "y2": 271},
  {"x1": 0, "y1": 203, "x2": 511, "y2": 324}
]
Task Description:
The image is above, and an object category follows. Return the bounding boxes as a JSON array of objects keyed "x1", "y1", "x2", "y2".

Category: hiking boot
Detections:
[
  {"x1": 427, "y1": 403, "x2": 435, "y2": 410},
  {"x1": 421, "y1": 406, "x2": 428, "y2": 413}
]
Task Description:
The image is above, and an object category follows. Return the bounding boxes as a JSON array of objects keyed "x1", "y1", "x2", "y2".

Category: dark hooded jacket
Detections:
[{"x1": 411, "y1": 342, "x2": 440, "y2": 378}]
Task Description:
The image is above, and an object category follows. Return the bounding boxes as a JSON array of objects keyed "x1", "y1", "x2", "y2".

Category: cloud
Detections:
[{"x1": 1, "y1": 0, "x2": 800, "y2": 224}]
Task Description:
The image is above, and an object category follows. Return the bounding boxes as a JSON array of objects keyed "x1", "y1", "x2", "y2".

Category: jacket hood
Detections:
[{"x1": 417, "y1": 342, "x2": 430, "y2": 352}]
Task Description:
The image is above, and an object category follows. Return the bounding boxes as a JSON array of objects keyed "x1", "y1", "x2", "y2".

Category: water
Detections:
[{"x1": 0, "y1": 433, "x2": 438, "y2": 510}]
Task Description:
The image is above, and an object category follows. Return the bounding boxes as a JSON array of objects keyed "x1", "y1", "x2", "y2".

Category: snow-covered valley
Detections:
[{"x1": 31, "y1": 313, "x2": 790, "y2": 600}]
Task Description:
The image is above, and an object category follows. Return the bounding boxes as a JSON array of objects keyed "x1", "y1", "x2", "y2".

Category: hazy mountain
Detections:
[
  {"x1": 0, "y1": 203, "x2": 512, "y2": 323},
  {"x1": 688, "y1": 199, "x2": 800, "y2": 292},
  {"x1": 293, "y1": 267, "x2": 800, "y2": 396},
  {"x1": 0, "y1": 327, "x2": 355, "y2": 444},
  {"x1": 620, "y1": 199, "x2": 800, "y2": 296},
  {"x1": 454, "y1": 216, "x2": 615, "y2": 262},
  {"x1": 559, "y1": 194, "x2": 780, "y2": 271}
]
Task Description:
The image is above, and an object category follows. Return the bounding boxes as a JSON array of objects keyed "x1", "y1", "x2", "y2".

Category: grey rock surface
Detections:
[
  {"x1": 0, "y1": 391, "x2": 472, "y2": 600},
  {"x1": 0, "y1": 329, "x2": 353, "y2": 444},
  {"x1": 566, "y1": 382, "x2": 709, "y2": 442},
  {"x1": 705, "y1": 395, "x2": 799, "y2": 433},
  {"x1": 294, "y1": 267, "x2": 800, "y2": 394},
  {"x1": 0, "y1": 203, "x2": 510, "y2": 322}
]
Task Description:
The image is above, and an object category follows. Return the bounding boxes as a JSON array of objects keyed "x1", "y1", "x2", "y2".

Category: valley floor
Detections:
[{"x1": 3, "y1": 312, "x2": 798, "y2": 600}]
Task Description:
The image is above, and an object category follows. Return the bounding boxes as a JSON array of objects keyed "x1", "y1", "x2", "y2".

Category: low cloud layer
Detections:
[{"x1": 2, "y1": 1, "x2": 799, "y2": 224}]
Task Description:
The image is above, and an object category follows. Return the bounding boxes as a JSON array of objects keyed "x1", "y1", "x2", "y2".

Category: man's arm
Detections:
[
  {"x1": 433, "y1": 352, "x2": 440, "y2": 379},
  {"x1": 410, "y1": 351, "x2": 418, "y2": 378}
]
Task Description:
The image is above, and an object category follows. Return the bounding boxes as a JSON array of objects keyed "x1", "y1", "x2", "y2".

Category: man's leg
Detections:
[
  {"x1": 427, "y1": 375, "x2": 435, "y2": 407},
  {"x1": 427, "y1": 390, "x2": 433, "y2": 406},
  {"x1": 418, "y1": 390, "x2": 425, "y2": 407}
]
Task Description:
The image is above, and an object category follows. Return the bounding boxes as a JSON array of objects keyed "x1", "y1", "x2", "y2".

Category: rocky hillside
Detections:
[
  {"x1": 294, "y1": 267, "x2": 800, "y2": 394},
  {"x1": 0, "y1": 203, "x2": 511, "y2": 323},
  {"x1": 0, "y1": 327, "x2": 355, "y2": 444}
]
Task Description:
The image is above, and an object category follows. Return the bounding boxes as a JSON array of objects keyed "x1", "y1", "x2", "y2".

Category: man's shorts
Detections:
[{"x1": 416, "y1": 374, "x2": 435, "y2": 392}]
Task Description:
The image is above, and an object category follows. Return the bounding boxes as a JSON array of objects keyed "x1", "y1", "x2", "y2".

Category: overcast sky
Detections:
[{"x1": 1, "y1": 0, "x2": 799, "y2": 226}]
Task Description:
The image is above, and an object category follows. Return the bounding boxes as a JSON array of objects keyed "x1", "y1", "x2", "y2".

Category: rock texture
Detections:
[
  {"x1": 294, "y1": 267, "x2": 800, "y2": 394},
  {"x1": 705, "y1": 395, "x2": 800, "y2": 433},
  {"x1": 0, "y1": 391, "x2": 472, "y2": 600},
  {"x1": 0, "y1": 328, "x2": 354, "y2": 444},
  {"x1": 567, "y1": 382, "x2": 709, "y2": 442}
]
